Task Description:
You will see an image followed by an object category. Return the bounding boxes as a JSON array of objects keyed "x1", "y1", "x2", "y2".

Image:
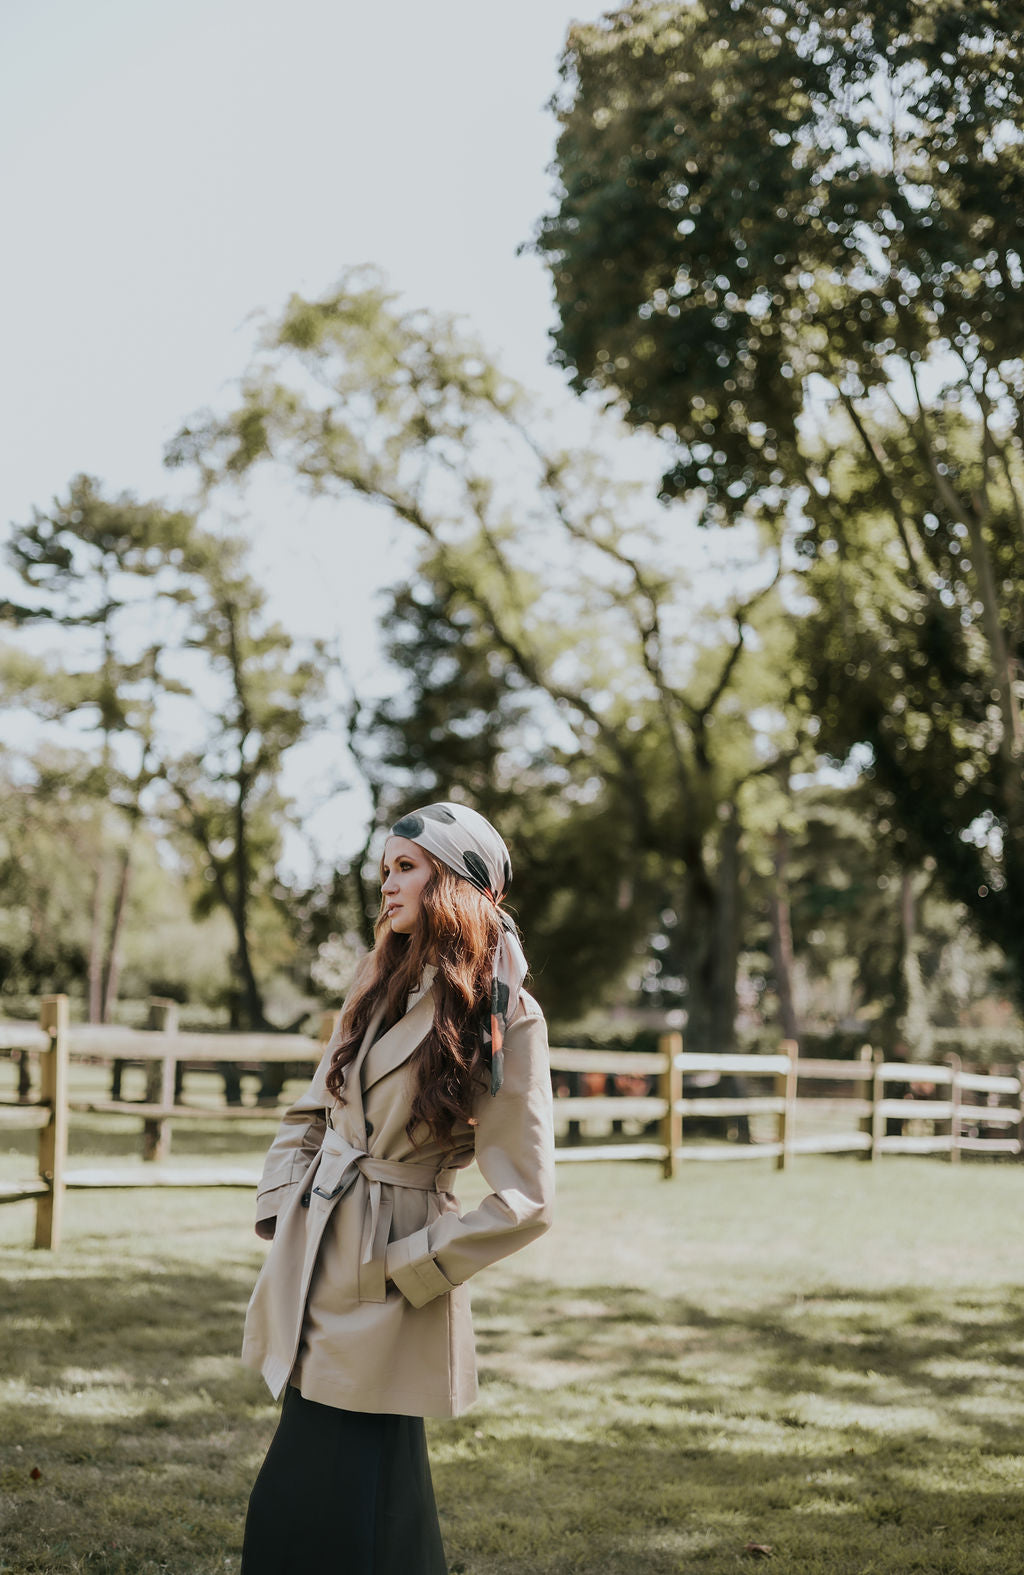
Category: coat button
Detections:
[
  {"x1": 364, "y1": 1121, "x2": 374, "y2": 1137},
  {"x1": 300, "y1": 1190, "x2": 311, "y2": 1208}
]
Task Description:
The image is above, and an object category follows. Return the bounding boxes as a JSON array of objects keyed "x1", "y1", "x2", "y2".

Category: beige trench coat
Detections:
[{"x1": 241, "y1": 977, "x2": 555, "y2": 1418}]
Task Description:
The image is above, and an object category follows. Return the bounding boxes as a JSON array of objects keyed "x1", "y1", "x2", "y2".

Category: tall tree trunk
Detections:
[
  {"x1": 769, "y1": 826, "x2": 800, "y2": 1043},
  {"x1": 103, "y1": 748, "x2": 153, "y2": 1022},
  {"x1": 897, "y1": 868, "x2": 932, "y2": 1061},
  {"x1": 711, "y1": 804, "x2": 741, "y2": 1056},
  {"x1": 350, "y1": 827, "x2": 380, "y2": 951},
  {"x1": 101, "y1": 840, "x2": 133, "y2": 1023},
  {"x1": 678, "y1": 823, "x2": 740, "y2": 1057},
  {"x1": 678, "y1": 847, "x2": 715, "y2": 1054},
  {"x1": 91, "y1": 616, "x2": 116, "y2": 1024},
  {"x1": 87, "y1": 850, "x2": 107, "y2": 1024},
  {"x1": 232, "y1": 782, "x2": 270, "y2": 1030},
  {"x1": 343, "y1": 690, "x2": 383, "y2": 950},
  {"x1": 678, "y1": 813, "x2": 749, "y2": 1141},
  {"x1": 233, "y1": 932, "x2": 268, "y2": 1030}
]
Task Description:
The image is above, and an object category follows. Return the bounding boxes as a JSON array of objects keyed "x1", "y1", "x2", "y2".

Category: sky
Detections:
[
  {"x1": 0, "y1": 0, "x2": 616, "y2": 863},
  {"x1": 1, "y1": 0, "x2": 602, "y2": 608}
]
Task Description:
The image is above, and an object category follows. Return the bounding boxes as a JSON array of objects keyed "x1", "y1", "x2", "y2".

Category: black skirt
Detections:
[{"x1": 241, "y1": 1385, "x2": 448, "y2": 1575}]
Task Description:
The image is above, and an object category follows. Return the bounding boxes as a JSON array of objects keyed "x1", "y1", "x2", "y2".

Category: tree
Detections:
[
  {"x1": 168, "y1": 270, "x2": 808, "y2": 1045},
  {"x1": 790, "y1": 783, "x2": 1013, "y2": 1049},
  {"x1": 0, "y1": 746, "x2": 235, "y2": 1009},
  {"x1": 152, "y1": 534, "x2": 329, "y2": 1029},
  {"x1": 357, "y1": 565, "x2": 659, "y2": 1022},
  {"x1": 2, "y1": 479, "x2": 328, "y2": 1027},
  {"x1": 0, "y1": 748, "x2": 98, "y2": 996},
  {"x1": 533, "y1": 0, "x2": 1024, "y2": 1003},
  {"x1": 2, "y1": 476, "x2": 197, "y2": 1019},
  {"x1": 797, "y1": 406, "x2": 1024, "y2": 985}
]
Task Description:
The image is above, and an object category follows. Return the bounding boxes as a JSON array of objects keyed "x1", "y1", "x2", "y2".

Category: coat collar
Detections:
[
  {"x1": 318, "y1": 999, "x2": 383, "y2": 1130},
  {"x1": 359, "y1": 984, "x2": 436, "y2": 1094}
]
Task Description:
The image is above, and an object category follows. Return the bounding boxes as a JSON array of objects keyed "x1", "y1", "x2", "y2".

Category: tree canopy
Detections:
[
  {"x1": 535, "y1": 0, "x2": 1024, "y2": 506},
  {"x1": 168, "y1": 269, "x2": 809, "y2": 1040},
  {"x1": 534, "y1": 0, "x2": 1024, "y2": 1002},
  {"x1": 2, "y1": 480, "x2": 328, "y2": 1026}
]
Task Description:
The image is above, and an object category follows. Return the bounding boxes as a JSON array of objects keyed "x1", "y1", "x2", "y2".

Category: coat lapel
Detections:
[
  {"x1": 360, "y1": 987, "x2": 435, "y2": 1095},
  {"x1": 318, "y1": 999, "x2": 386, "y2": 1130}
]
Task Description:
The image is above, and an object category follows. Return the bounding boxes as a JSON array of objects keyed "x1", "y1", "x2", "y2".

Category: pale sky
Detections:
[
  {"x1": 0, "y1": 0, "x2": 613, "y2": 863},
  {"x1": 1, "y1": 0, "x2": 596, "y2": 590}
]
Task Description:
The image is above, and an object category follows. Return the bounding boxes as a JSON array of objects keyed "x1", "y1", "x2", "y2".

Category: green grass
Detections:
[{"x1": 1, "y1": 1154, "x2": 1023, "y2": 1573}]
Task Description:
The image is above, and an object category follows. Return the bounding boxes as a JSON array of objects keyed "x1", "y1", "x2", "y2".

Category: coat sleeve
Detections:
[
  {"x1": 384, "y1": 1000, "x2": 555, "y2": 1307},
  {"x1": 253, "y1": 1049, "x2": 331, "y2": 1239}
]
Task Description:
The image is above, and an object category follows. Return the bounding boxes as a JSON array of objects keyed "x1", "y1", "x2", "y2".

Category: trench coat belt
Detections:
[{"x1": 311, "y1": 1128, "x2": 441, "y2": 1303}]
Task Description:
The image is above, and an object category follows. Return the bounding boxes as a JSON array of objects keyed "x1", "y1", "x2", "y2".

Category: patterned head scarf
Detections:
[{"x1": 388, "y1": 802, "x2": 527, "y2": 1095}]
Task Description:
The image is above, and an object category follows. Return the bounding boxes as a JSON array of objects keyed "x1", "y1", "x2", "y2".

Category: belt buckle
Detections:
[{"x1": 312, "y1": 1168, "x2": 357, "y2": 1202}]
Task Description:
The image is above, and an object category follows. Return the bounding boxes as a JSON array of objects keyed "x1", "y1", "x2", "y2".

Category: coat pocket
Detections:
[{"x1": 390, "y1": 1182, "x2": 435, "y2": 1245}]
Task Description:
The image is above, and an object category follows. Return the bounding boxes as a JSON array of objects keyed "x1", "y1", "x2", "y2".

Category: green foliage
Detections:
[
  {"x1": 0, "y1": 751, "x2": 97, "y2": 993},
  {"x1": 1, "y1": 477, "x2": 207, "y2": 1019},
  {"x1": 739, "y1": 781, "x2": 1012, "y2": 1048},
  {"x1": 0, "y1": 748, "x2": 233, "y2": 1004},
  {"x1": 3, "y1": 473, "x2": 198, "y2": 739},
  {"x1": 795, "y1": 414, "x2": 1024, "y2": 975},
  {"x1": 146, "y1": 534, "x2": 329, "y2": 1027},
  {"x1": 536, "y1": 0, "x2": 1024, "y2": 1006},
  {"x1": 1, "y1": 479, "x2": 327, "y2": 1025},
  {"x1": 170, "y1": 270, "x2": 817, "y2": 1045},
  {"x1": 536, "y1": 0, "x2": 1024, "y2": 505},
  {"x1": 361, "y1": 570, "x2": 657, "y2": 1020}
]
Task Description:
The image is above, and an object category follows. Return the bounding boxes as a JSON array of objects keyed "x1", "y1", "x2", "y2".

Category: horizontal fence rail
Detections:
[
  {"x1": 548, "y1": 1044, "x2": 1024, "y2": 1170},
  {"x1": 1, "y1": 1000, "x2": 1021, "y2": 1247}
]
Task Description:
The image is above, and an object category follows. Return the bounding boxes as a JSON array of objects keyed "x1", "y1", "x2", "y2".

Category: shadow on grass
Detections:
[
  {"x1": 2, "y1": 1255, "x2": 1024, "y2": 1573},
  {"x1": 476, "y1": 1276, "x2": 1024, "y2": 1430},
  {"x1": 4, "y1": 1261, "x2": 254, "y2": 1390},
  {"x1": 429, "y1": 1277, "x2": 1024, "y2": 1574},
  {"x1": 0, "y1": 1253, "x2": 274, "y2": 1575}
]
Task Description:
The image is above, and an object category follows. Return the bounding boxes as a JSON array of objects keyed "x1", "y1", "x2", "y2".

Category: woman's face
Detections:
[{"x1": 380, "y1": 836, "x2": 434, "y2": 935}]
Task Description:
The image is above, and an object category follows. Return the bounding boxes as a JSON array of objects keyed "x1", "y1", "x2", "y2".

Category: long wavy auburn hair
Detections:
[{"x1": 324, "y1": 853, "x2": 508, "y2": 1146}]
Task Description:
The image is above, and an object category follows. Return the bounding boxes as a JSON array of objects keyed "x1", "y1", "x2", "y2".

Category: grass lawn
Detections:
[{"x1": 0, "y1": 1146, "x2": 1023, "y2": 1574}]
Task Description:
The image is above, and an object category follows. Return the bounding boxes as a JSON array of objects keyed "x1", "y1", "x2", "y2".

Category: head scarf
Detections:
[{"x1": 388, "y1": 802, "x2": 527, "y2": 1095}]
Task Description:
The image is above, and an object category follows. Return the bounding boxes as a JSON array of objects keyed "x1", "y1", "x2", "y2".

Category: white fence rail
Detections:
[{"x1": 1, "y1": 1001, "x2": 1020, "y2": 1247}]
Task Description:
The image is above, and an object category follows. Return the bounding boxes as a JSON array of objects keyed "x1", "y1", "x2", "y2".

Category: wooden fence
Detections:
[{"x1": 1, "y1": 999, "x2": 1021, "y2": 1248}]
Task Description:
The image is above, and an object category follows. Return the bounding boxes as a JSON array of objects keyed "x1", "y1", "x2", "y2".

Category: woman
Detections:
[{"x1": 240, "y1": 801, "x2": 556, "y2": 1574}]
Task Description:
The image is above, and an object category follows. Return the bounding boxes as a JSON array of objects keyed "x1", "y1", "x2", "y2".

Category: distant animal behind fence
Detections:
[{"x1": 1, "y1": 997, "x2": 1021, "y2": 1248}]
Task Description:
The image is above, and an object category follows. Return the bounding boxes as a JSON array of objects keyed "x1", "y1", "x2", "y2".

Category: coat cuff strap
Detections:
[
  {"x1": 255, "y1": 1182, "x2": 294, "y2": 1225},
  {"x1": 385, "y1": 1226, "x2": 457, "y2": 1308}
]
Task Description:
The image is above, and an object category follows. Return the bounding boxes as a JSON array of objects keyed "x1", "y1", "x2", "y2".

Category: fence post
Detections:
[
  {"x1": 35, "y1": 994, "x2": 69, "y2": 1250},
  {"x1": 659, "y1": 1031, "x2": 683, "y2": 1179},
  {"x1": 947, "y1": 1053, "x2": 962, "y2": 1164},
  {"x1": 855, "y1": 1043, "x2": 873, "y2": 1159},
  {"x1": 774, "y1": 1040, "x2": 798, "y2": 1172},
  {"x1": 870, "y1": 1050, "x2": 885, "y2": 1161},
  {"x1": 565, "y1": 1065, "x2": 583, "y2": 1147},
  {"x1": 142, "y1": 998, "x2": 179, "y2": 1163}
]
